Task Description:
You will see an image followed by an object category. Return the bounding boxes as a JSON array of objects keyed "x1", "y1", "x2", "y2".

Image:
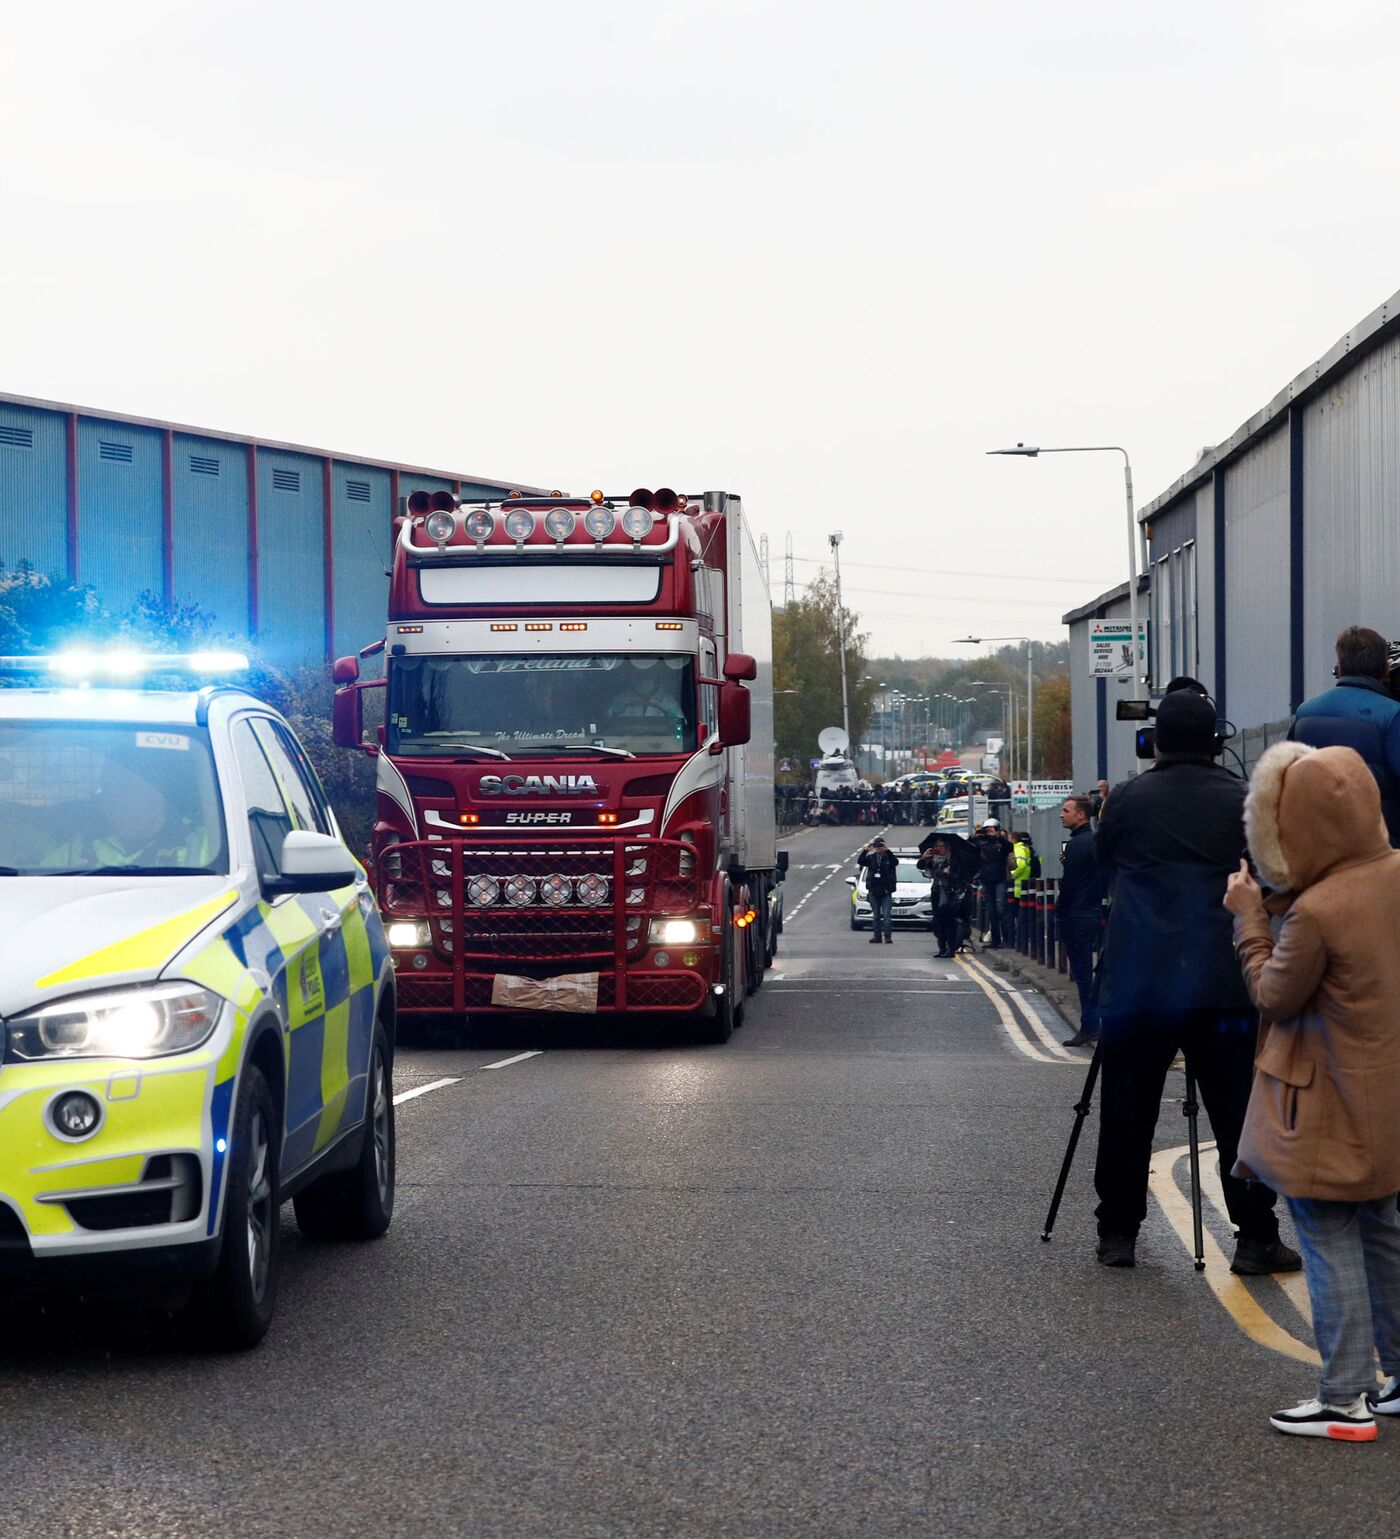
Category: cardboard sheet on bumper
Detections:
[{"x1": 490, "y1": 971, "x2": 599, "y2": 1013}]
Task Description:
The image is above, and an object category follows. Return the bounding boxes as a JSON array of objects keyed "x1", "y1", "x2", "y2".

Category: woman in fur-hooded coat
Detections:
[{"x1": 1230, "y1": 741, "x2": 1400, "y2": 1200}]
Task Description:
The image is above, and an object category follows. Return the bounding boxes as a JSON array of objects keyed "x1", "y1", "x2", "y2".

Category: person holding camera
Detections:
[
  {"x1": 1090, "y1": 685, "x2": 1301, "y2": 1274},
  {"x1": 1290, "y1": 626, "x2": 1400, "y2": 845},
  {"x1": 1225, "y1": 740, "x2": 1400, "y2": 1439},
  {"x1": 858, "y1": 836, "x2": 899, "y2": 945}
]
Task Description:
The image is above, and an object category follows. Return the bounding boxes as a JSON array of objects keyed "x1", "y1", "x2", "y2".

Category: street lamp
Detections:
[
  {"x1": 987, "y1": 442, "x2": 1143, "y2": 702},
  {"x1": 956, "y1": 636, "x2": 1033, "y2": 787},
  {"x1": 829, "y1": 531, "x2": 851, "y2": 746}
]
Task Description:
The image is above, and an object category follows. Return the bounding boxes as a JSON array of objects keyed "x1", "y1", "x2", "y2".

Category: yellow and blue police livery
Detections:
[{"x1": 0, "y1": 653, "x2": 395, "y2": 1348}]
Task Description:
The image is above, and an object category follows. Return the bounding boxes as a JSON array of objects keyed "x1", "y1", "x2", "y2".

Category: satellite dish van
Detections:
[{"x1": 814, "y1": 726, "x2": 857, "y2": 796}]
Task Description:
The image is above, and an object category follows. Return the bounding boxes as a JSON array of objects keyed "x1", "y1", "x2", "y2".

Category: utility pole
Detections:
[
  {"x1": 829, "y1": 531, "x2": 851, "y2": 748},
  {"x1": 783, "y1": 533, "x2": 796, "y2": 608}
]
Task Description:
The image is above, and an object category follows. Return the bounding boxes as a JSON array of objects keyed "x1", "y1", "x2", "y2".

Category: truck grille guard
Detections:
[{"x1": 377, "y1": 836, "x2": 706, "y2": 1014}]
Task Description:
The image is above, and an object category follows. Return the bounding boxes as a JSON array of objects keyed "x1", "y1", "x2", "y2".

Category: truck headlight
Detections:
[
  {"x1": 648, "y1": 918, "x2": 709, "y2": 946},
  {"x1": 5, "y1": 982, "x2": 222, "y2": 1062},
  {"x1": 387, "y1": 920, "x2": 433, "y2": 948}
]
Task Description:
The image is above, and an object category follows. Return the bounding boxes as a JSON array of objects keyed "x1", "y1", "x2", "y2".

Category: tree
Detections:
[
  {"x1": 772, "y1": 573, "x2": 877, "y2": 772},
  {"x1": 1032, "y1": 672, "x2": 1072, "y2": 779}
]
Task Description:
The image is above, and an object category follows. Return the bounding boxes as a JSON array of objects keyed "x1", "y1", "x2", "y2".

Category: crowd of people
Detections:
[
  {"x1": 840, "y1": 625, "x2": 1400, "y2": 1440},
  {"x1": 776, "y1": 775, "x2": 1014, "y2": 829}
]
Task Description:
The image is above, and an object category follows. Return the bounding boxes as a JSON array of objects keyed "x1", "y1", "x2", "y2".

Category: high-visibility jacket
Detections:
[{"x1": 1011, "y1": 840, "x2": 1031, "y2": 897}]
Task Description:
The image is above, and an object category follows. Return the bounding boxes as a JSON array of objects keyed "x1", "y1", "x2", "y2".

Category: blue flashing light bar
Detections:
[{"x1": 0, "y1": 650, "x2": 250, "y2": 679}]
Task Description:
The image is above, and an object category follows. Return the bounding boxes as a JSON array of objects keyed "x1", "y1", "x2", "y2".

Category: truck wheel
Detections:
[
  {"x1": 695, "y1": 904, "x2": 737, "y2": 1044},
  {"x1": 187, "y1": 1065, "x2": 280, "y2": 1350},
  {"x1": 293, "y1": 1023, "x2": 396, "y2": 1242}
]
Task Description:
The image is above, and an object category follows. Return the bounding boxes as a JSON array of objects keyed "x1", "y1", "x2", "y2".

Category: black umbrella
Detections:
[{"x1": 916, "y1": 828, "x2": 980, "y2": 882}]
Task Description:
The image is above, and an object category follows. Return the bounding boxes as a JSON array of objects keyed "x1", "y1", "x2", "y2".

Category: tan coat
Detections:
[{"x1": 1233, "y1": 742, "x2": 1400, "y2": 1201}]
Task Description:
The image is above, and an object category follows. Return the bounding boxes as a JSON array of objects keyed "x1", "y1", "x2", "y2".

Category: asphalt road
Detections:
[{"x1": 3, "y1": 823, "x2": 1398, "y2": 1537}]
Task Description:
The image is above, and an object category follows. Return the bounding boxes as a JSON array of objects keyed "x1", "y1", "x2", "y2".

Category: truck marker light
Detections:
[
  {"x1": 589, "y1": 489, "x2": 606, "y2": 504},
  {"x1": 396, "y1": 625, "x2": 423, "y2": 633},
  {"x1": 598, "y1": 812, "x2": 619, "y2": 825},
  {"x1": 524, "y1": 623, "x2": 552, "y2": 632},
  {"x1": 559, "y1": 622, "x2": 587, "y2": 632},
  {"x1": 655, "y1": 622, "x2": 683, "y2": 631},
  {"x1": 459, "y1": 813, "x2": 481, "y2": 825},
  {"x1": 491, "y1": 623, "x2": 518, "y2": 632}
]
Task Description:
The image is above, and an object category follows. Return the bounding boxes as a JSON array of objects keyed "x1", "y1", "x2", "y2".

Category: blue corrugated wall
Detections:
[
  {"x1": 0, "y1": 397, "x2": 524, "y2": 663},
  {"x1": 172, "y1": 433, "x2": 250, "y2": 637},
  {"x1": 332, "y1": 462, "x2": 391, "y2": 660},
  {"x1": 256, "y1": 450, "x2": 325, "y2": 662},
  {"x1": 77, "y1": 419, "x2": 163, "y2": 608},
  {"x1": 0, "y1": 404, "x2": 68, "y2": 576}
]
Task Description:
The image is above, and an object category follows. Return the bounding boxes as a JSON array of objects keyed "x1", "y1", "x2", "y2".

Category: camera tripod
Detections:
[{"x1": 1040, "y1": 1040, "x2": 1207, "y2": 1271}]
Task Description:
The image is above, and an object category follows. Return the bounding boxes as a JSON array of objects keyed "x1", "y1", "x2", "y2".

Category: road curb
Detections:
[{"x1": 979, "y1": 947, "x2": 1079, "y2": 1032}]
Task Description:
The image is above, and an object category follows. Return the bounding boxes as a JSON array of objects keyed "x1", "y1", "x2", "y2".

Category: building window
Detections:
[
  {"x1": 0, "y1": 425, "x2": 34, "y2": 449},
  {"x1": 99, "y1": 440, "x2": 133, "y2": 463},
  {"x1": 189, "y1": 454, "x2": 220, "y2": 477},
  {"x1": 272, "y1": 469, "x2": 301, "y2": 493},
  {"x1": 346, "y1": 479, "x2": 371, "y2": 502}
]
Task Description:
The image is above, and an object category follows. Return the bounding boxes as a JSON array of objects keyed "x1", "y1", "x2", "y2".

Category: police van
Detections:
[{"x1": 0, "y1": 652, "x2": 395, "y2": 1347}]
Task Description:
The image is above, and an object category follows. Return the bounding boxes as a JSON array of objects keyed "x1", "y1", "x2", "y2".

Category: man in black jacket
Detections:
[
  {"x1": 858, "y1": 837, "x2": 899, "y2": 945},
  {"x1": 1091, "y1": 686, "x2": 1301, "y2": 1275},
  {"x1": 972, "y1": 819, "x2": 1010, "y2": 949},
  {"x1": 1057, "y1": 795, "x2": 1106, "y2": 1047}
]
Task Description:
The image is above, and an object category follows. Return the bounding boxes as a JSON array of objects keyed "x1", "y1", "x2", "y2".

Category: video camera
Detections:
[
  {"x1": 1116, "y1": 679, "x2": 1231, "y2": 761},
  {"x1": 1115, "y1": 698, "x2": 1159, "y2": 760}
]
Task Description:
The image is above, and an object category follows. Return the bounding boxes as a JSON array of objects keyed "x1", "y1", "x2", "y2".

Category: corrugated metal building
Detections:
[
  {"x1": 0, "y1": 392, "x2": 532, "y2": 663},
  {"x1": 1065, "y1": 285, "x2": 1400, "y2": 785}
]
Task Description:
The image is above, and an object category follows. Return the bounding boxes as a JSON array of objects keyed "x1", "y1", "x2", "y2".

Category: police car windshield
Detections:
[
  {"x1": 0, "y1": 722, "x2": 229, "y2": 876},
  {"x1": 387, "y1": 653, "x2": 698, "y2": 758}
]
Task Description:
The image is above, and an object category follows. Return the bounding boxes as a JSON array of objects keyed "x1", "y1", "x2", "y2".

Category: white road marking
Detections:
[
  {"x1": 482, "y1": 1050, "x2": 543, "y2": 1070},
  {"x1": 392, "y1": 1076, "x2": 461, "y2": 1105}
]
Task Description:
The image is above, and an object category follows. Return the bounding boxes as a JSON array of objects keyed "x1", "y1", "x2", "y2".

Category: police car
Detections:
[{"x1": 0, "y1": 652, "x2": 394, "y2": 1347}]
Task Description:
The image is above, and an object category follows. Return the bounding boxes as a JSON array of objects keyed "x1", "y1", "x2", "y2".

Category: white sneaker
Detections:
[
  {"x1": 1269, "y1": 1395, "x2": 1377, "y2": 1440},
  {"x1": 1368, "y1": 1376, "x2": 1400, "y2": 1416}
]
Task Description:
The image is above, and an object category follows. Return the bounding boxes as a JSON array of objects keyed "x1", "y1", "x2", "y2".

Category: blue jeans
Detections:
[
  {"x1": 1287, "y1": 1194, "x2": 1400, "y2": 1403},
  {"x1": 869, "y1": 890, "x2": 893, "y2": 938}
]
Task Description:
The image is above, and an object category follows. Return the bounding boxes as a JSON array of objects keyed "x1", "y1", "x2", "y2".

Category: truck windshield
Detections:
[
  {"x1": 0, "y1": 721, "x2": 229, "y2": 876},
  {"x1": 388, "y1": 654, "x2": 698, "y2": 757}
]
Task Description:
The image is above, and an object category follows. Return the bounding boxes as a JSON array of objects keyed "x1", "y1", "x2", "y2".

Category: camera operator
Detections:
[
  {"x1": 1089, "y1": 683, "x2": 1301, "y2": 1274},
  {"x1": 858, "y1": 836, "x2": 899, "y2": 946},
  {"x1": 1290, "y1": 625, "x2": 1400, "y2": 845}
]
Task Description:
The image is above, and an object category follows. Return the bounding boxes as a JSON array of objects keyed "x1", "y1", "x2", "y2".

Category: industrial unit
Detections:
[
  {"x1": 0, "y1": 392, "x2": 531, "y2": 663},
  {"x1": 1066, "y1": 284, "x2": 1400, "y2": 787}
]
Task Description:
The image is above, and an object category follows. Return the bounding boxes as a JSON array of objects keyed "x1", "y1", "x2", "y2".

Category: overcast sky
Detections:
[{"x1": 4, "y1": 1, "x2": 1398, "y2": 657}]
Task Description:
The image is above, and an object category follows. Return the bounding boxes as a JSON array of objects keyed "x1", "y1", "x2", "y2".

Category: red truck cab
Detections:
[{"x1": 334, "y1": 487, "x2": 783, "y2": 1041}]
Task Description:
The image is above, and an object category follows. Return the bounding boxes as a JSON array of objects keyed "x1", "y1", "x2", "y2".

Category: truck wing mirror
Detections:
[
  {"x1": 718, "y1": 680, "x2": 751, "y2": 746},
  {"x1": 723, "y1": 652, "x2": 757, "y2": 682},
  {"x1": 333, "y1": 683, "x2": 365, "y2": 751},
  {"x1": 332, "y1": 654, "x2": 360, "y2": 685}
]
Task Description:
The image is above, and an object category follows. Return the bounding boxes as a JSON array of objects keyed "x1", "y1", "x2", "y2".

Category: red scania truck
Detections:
[{"x1": 332, "y1": 486, "x2": 783, "y2": 1041}]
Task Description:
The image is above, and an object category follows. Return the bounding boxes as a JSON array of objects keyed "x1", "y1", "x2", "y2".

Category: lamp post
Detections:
[
  {"x1": 829, "y1": 531, "x2": 851, "y2": 747},
  {"x1": 987, "y1": 442, "x2": 1143, "y2": 702},
  {"x1": 957, "y1": 636, "x2": 1033, "y2": 793}
]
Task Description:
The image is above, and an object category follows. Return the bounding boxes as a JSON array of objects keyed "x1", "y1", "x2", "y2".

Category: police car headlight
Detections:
[
  {"x1": 648, "y1": 917, "x2": 708, "y2": 946},
  {"x1": 5, "y1": 982, "x2": 222, "y2": 1062}
]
